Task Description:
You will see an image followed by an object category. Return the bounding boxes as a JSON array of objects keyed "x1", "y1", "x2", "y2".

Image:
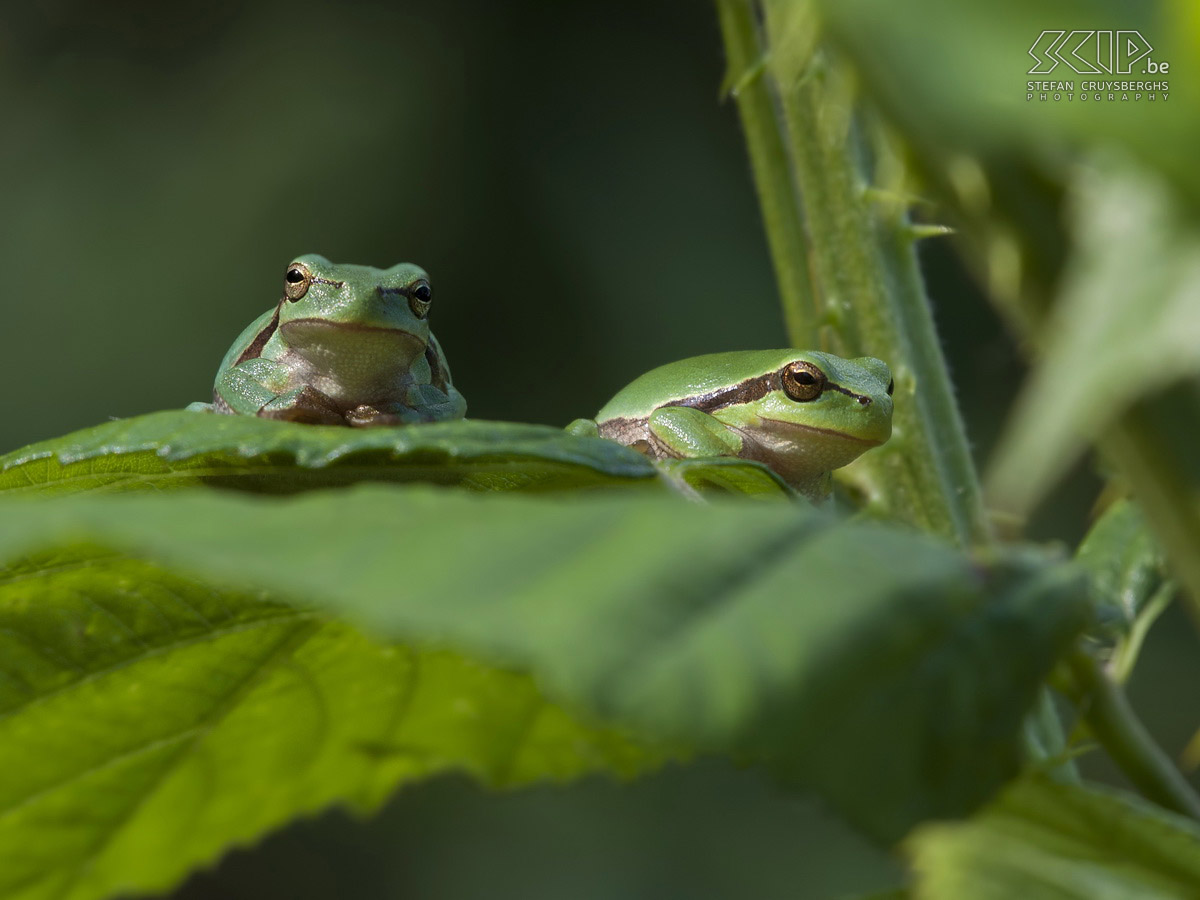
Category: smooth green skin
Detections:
[
  {"x1": 568, "y1": 350, "x2": 893, "y2": 500},
  {"x1": 207, "y1": 254, "x2": 466, "y2": 427}
]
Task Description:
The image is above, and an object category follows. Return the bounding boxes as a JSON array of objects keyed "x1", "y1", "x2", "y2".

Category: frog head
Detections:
[
  {"x1": 706, "y1": 350, "x2": 894, "y2": 480},
  {"x1": 762, "y1": 350, "x2": 894, "y2": 443},
  {"x1": 275, "y1": 253, "x2": 432, "y2": 373}
]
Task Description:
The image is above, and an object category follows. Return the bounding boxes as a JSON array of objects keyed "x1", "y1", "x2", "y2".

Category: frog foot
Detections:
[{"x1": 344, "y1": 404, "x2": 423, "y2": 427}]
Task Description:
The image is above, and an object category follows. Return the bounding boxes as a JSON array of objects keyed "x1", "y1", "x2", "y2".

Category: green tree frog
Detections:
[
  {"x1": 204, "y1": 254, "x2": 466, "y2": 426},
  {"x1": 568, "y1": 350, "x2": 893, "y2": 500}
]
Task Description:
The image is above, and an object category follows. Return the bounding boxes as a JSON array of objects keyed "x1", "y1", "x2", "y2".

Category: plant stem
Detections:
[
  {"x1": 1069, "y1": 649, "x2": 1200, "y2": 821},
  {"x1": 717, "y1": 0, "x2": 990, "y2": 548},
  {"x1": 713, "y1": 0, "x2": 817, "y2": 342}
]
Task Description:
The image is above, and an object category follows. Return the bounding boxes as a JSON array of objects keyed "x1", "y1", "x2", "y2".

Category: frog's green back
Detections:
[{"x1": 597, "y1": 349, "x2": 884, "y2": 420}]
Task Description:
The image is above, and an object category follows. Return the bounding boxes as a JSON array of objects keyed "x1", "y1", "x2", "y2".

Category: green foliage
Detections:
[
  {"x1": 908, "y1": 777, "x2": 1200, "y2": 899},
  {"x1": 816, "y1": 0, "x2": 1200, "y2": 617},
  {"x1": 656, "y1": 456, "x2": 796, "y2": 498},
  {"x1": 4, "y1": 0, "x2": 1200, "y2": 897},
  {"x1": 718, "y1": 0, "x2": 1200, "y2": 895},
  {"x1": 818, "y1": 0, "x2": 1200, "y2": 208},
  {"x1": 1075, "y1": 500, "x2": 1173, "y2": 680},
  {"x1": 1077, "y1": 500, "x2": 1170, "y2": 636},
  {"x1": 0, "y1": 411, "x2": 657, "y2": 497},
  {"x1": 988, "y1": 163, "x2": 1200, "y2": 515},
  {"x1": 0, "y1": 549, "x2": 659, "y2": 900},
  {"x1": 0, "y1": 485, "x2": 1086, "y2": 896}
]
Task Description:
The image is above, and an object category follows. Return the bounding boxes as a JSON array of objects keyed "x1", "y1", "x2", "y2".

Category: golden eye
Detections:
[
  {"x1": 781, "y1": 360, "x2": 826, "y2": 402},
  {"x1": 284, "y1": 262, "x2": 312, "y2": 301},
  {"x1": 409, "y1": 281, "x2": 432, "y2": 319}
]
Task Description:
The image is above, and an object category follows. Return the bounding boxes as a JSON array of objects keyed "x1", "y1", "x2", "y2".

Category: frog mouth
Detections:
[{"x1": 761, "y1": 417, "x2": 888, "y2": 444}]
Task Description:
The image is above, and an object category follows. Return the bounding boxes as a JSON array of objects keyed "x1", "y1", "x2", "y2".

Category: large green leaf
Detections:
[
  {"x1": 0, "y1": 485, "x2": 1087, "y2": 899},
  {"x1": 0, "y1": 410, "x2": 658, "y2": 497},
  {"x1": 0, "y1": 411, "x2": 802, "y2": 501},
  {"x1": 908, "y1": 776, "x2": 1200, "y2": 898},
  {"x1": 0, "y1": 545, "x2": 663, "y2": 900}
]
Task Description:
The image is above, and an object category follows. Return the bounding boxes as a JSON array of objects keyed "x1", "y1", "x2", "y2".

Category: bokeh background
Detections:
[{"x1": 2, "y1": 1, "x2": 1197, "y2": 897}]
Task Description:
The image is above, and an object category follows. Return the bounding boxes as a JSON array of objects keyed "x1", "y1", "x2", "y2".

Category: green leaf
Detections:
[
  {"x1": 908, "y1": 776, "x2": 1200, "y2": 899},
  {"x1": 0, "y1": 546, "x2": 666, "y2": 900},
  {"x1": 0, "y1": 410, "x2": 658, "y2": 497},
  {"x1": 1074, "y1": 499, "x2": 1173, "y2": 679},
  {"x1": 657, "y1": 457, "x2": 796, "y2": 499},
  {"x1": 1077, "y1": 500, "x2": 1169, "y2": 634},
  {"x1": 987, "y1": 161, "x2": 1200, "y2": 514},
  {"x1": 0, "y1": 410, "x2": 800, "y2": 502},
  {"x1": 0, "y1": 485, "x2": 1087, "y2": 899}
]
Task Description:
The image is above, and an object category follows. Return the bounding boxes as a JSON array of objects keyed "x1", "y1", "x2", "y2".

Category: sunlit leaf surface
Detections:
[{"x1": 0, "y1": 411, "x2": 659, "y2": 497}]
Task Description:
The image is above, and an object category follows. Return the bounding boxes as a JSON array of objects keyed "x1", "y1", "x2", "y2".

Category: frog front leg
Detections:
[
  {"x1": 405, "y1": 382, "x2": 467, "y2": 423},
  {"x1": 215, "y1": 358, "x2": 344, "y2": 425},
  {"x1": 647, "y1": 406, "x2": 744, "y2": 459},
  {"x1": 564, "y1": 418, "x2": 600, "y2": 437}
]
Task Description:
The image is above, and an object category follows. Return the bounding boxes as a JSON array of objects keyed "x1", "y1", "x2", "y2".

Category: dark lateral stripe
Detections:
[
  {"x1": 662, "y1": 370, "x2": 778, "y2": 413},
  {"x1": 824, "y1": 381, "x2": 874, "y2": 405},
  {"x1": 234, "y1": 297, "x2": 285, "y2": 366}
]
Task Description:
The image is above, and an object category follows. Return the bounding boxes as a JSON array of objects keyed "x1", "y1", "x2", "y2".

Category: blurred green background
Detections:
[{"x1": 2, "y1": 0, "x2": 1197, "y2": 897}]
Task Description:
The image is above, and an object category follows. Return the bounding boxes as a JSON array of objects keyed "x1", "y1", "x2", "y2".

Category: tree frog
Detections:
[
  {"x1": 568, "y1": 350, "x2": 893, "y2": 500},
  {"x1": 205, "y1": 254, "x2": 466, "y2": 426}
]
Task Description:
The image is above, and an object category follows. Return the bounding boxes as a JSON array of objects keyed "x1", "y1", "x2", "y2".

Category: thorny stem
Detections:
[
  {"x1": 715, "y1": 0, "x2": 990, "y2": 548},
  {"x1": 713, "y1": 0, "x2": 818, "y2": 343}
]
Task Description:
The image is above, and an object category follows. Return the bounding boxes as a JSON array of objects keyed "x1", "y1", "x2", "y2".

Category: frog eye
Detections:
[
  {"x1": 409, "y1": 281, "x2": 432, "y2": 319},
  {"x1": 284, "y1": 262, "x2": 312, "y2": 301},
  {"x1": 781, "y1": 361, "x2": 826, "y2": 402}
]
